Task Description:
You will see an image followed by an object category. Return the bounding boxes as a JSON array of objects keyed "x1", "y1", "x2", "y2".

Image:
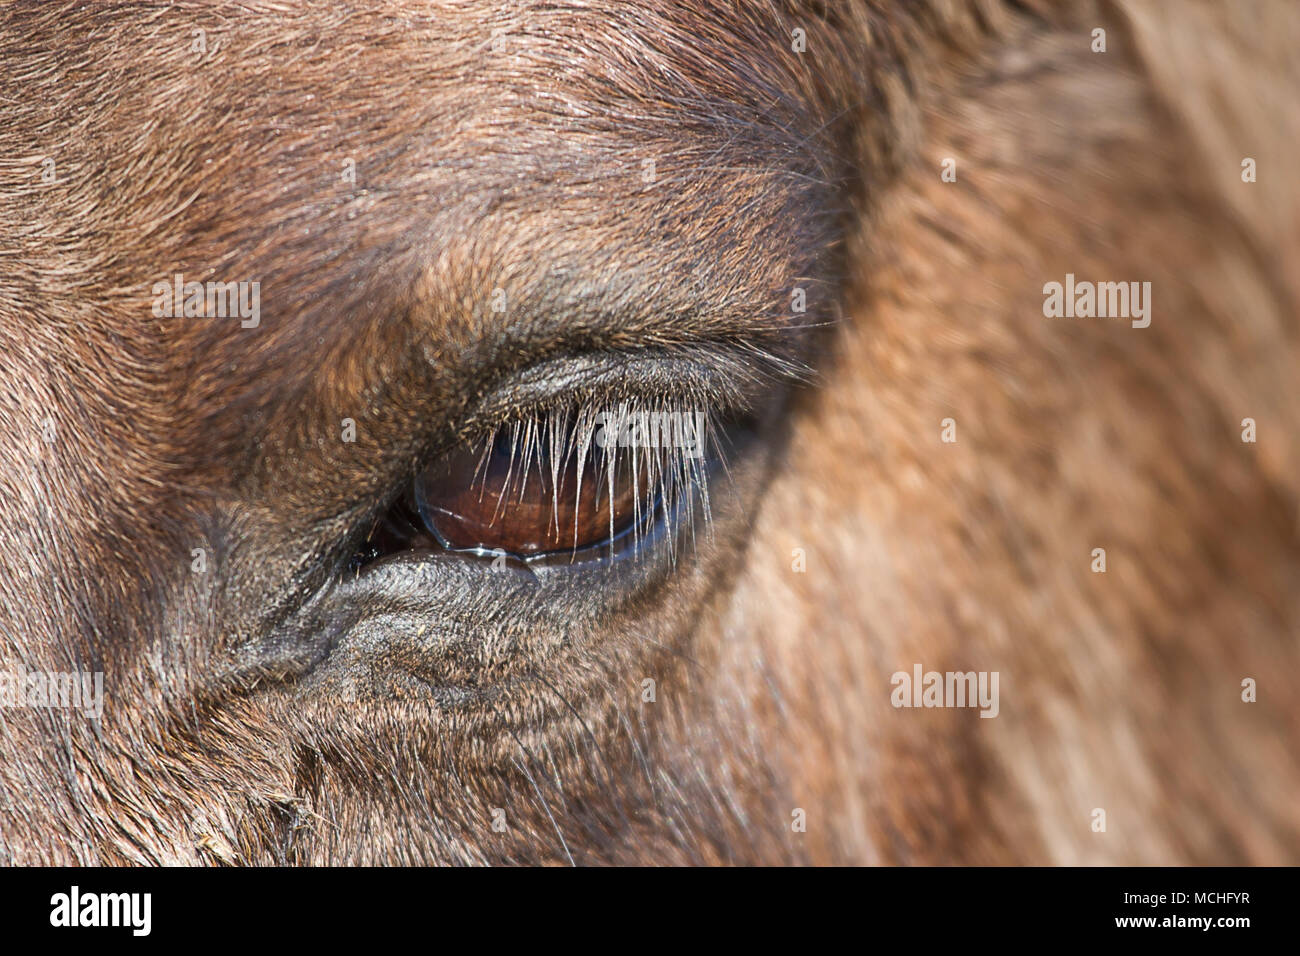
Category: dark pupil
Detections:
[{"x1": 414, "y1": 419, "x2": 644, "y2": 557}]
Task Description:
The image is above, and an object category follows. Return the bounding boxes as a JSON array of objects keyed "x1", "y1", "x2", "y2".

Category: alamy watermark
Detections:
[
  {"x1": 891, "y1": 664, "x2": 999, "y2": 718},
  {"x1": 151, "y1": 272, "x2": 260, "y2": 328},
  {"x1": 1043, "y1": 273, "x2": 1151, "y2": 328},
  {"x1": 593, "y1": 407, "x2": 706, "y2": 458},
  {"x1": 1, "y1": 669, "x2": 104, "y2": 718},
  {"x1": 50, "y1": 886, "x2": 150, "y2": 936}
]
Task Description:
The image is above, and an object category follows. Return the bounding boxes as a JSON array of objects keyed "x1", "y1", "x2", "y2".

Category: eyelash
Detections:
[
  {"x1": 499, "y1": 401, "x2": 716, "y2": 547},
  {"x1": 347, "y1": 397, "x2": 739, "y2": 573}
]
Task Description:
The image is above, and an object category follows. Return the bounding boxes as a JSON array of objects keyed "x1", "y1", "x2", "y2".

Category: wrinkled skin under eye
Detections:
[{"x1": 349, "y1": 408, "x2": 716, "y2": 569}]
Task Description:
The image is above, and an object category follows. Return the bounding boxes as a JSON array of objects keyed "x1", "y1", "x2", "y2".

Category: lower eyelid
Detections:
[{"x1": 276, "y1": 416, "x2": 775, "y2": 704}]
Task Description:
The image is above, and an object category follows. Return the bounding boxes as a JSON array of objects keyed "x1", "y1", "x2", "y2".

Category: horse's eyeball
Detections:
[{"x1": 413, "y1": 416, "x2": 649, "y2": 558}]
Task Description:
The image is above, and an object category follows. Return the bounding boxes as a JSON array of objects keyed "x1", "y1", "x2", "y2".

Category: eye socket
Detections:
[{"x1": 348, "y1": 404, "x2": 718, "y2": 570}]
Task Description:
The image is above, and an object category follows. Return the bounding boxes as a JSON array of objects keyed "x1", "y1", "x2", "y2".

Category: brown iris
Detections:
[{"x1": 414, "y1": 421, "x2": 646, "y2": 557}]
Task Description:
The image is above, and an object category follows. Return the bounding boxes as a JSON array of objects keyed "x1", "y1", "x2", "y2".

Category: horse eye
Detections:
[
  {"x1": 413, "y1": 420, "x2": 646, "y2": 557},
  {"x1": 347, "y1": 406, "x2": 719, "y2": 572}
]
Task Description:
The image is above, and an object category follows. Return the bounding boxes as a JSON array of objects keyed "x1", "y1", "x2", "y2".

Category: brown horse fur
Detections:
[{"x1": 0, "y1": 0, "x2": 1296, "y2": 864}]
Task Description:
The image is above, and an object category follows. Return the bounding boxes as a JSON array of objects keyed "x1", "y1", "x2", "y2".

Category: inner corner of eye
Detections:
[{"x1": 347, "y1": 405, "x2": 718, "y2": 570}]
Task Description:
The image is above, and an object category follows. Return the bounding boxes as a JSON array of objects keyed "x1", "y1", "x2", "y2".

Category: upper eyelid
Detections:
[{"x1": 454, "y1": 341, "x2": 807, "y2": 441}]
